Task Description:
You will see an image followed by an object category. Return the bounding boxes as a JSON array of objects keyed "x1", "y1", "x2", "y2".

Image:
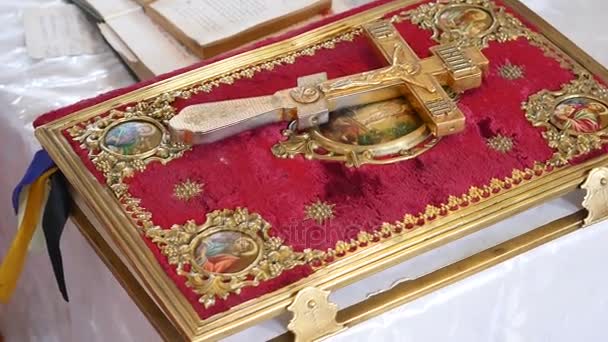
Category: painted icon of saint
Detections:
[
  {"x1": 438, "y1": 7, "x2": 493, "y2": 37},
  {"x1": 196, "y1": 233, "x2": 259, "y2": 274},
  {"x1": 553, "y1": 98, "x2": 608, "y2": 134},
  {"x1": 104, "y1": 121, "x2": 162, "y2": 155},
  {"x1": 321, "y1": 99, "x2": 421, "y2": 146}
]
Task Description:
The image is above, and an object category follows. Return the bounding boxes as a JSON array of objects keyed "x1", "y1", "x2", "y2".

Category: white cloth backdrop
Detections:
[{"x1": 0, "y1": 1, "x2": 607, "y2": 341}]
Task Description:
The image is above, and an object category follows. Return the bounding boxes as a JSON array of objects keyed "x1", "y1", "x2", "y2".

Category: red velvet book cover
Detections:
[{"x1": 34, "y1": 0, "x2": 608, "y2": 321}]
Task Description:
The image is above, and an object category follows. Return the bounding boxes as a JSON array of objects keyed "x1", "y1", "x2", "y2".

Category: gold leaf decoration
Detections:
[
  {"x1": 523, "y1": 75, "x2": 608, "y2": 165},
  {"x1": 394, "y1": 0, "x2": 528, "y2": 49},
  {"x1": 174, "y1": 180, "x2": 204, "y2": 201},
  {"x1": 68, "y1": 108, "x2": 189, "y2": 197},
  {"x1": 487, "y1": 134, "x2": 514, "y2": 153},
  {"x1": 498, "y1": 61, "x2": 525, "y2": 80},
  {"x1": 304, "y1": 200, "x2": 336, "y2": 224},
  {"x1": 146, "y1": 208, "x2": 325, "y2": 308}
]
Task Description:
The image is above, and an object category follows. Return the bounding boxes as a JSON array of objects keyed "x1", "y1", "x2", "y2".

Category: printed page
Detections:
[
  {"x1": 98, "y1": 23, "x2": 139, "y2": 63},
  {"x1": 23, "y1": 4, "x2": 108, "y2": 59},
  {"x1": 104, "y1": 8, "x2": 199, "y2": 75},
  {"x1": 150, "y1": 0, "x2": 320, "y2": 46},
  {"x1": 84, "y1": 0, "x2": 140, "y2": 19}
]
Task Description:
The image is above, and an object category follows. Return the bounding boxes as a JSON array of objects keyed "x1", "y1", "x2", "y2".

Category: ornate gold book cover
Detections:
[{"x1": 34, "y1": 0, "x2": 608, "y2": 340}]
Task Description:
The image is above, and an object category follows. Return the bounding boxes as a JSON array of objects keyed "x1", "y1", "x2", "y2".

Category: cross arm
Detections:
[
  {"x1": 361, "y1": 21, "x2": 488, "y2": 137},
  {"x1": 423, "y1": 45, "x2": 490, "y2": 93}
]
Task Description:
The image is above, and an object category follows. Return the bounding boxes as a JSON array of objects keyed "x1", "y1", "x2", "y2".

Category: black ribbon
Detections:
[{"x1": 41, "y1": 172, "x2": 71, "y2": 302}]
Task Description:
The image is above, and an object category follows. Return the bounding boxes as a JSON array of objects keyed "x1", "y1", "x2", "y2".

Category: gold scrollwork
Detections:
[
  {"x1": 394, "y1": 0, "x2": 525, "y2": 49},
  {"x1": 290, "y1": 86, "x2": 322, "y2": 104},
  {"x1": 146, "y1": 208, "x2": 324, "y2": 308},
  {"x1": 68, "y1": 103, "x2": 189, "y2": 196},
  {"x1": 523, "y1": 75, "x2": 608, "y2": 165},
  {"x1": 272, "y1": 99, "x2": 441, "y2": 168},
  {"x1": 272, "y1": 125, "x2": 440, "y2": 168}
]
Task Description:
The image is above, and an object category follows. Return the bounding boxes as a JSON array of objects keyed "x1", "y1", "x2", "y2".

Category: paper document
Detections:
[
  {"x1": 151, "y1": 0, "x2": 320, "y2": 46},
  {"x1": 23, "y1": 4, "x2": 107, "y2": 59},
  {"x1": 102, "y1": 8, "x2": 199, "y2": 76}
]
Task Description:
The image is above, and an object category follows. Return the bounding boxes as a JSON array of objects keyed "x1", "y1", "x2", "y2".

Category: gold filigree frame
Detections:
[
  {"x1": 435, "y1": 3, "x2": 498, "y2": 41},
  {"x1": 146, "y1": 208, "x2": 323, "y2": 308},
  {"x1": 397, "y1": 0, "x2": 520, "y2": 48},
  {"x1": 523, "y1": 76, "x2": 608, "y2": 165},
  {"x1": 98, "y1": 117, "x2": 166, "y2": 159},
  {"x1": 34, "y1": 0, "x2": 608, "y2": 340},
  {"x1": 272, "y1": 86, "x2": 461, "y2": 167},
  {"x1": 272, "y1": 120, "x2": 439, "y2": 167},
  {"x1": 68, "y1": 106, "x2": 189, "y2": 196}
]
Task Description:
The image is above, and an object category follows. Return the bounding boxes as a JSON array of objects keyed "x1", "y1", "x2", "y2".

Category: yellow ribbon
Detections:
[{"x1": 0, "y1": 168, "x2": 57, "y2": 302}]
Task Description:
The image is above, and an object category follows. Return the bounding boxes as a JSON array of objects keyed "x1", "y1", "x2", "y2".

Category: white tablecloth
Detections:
[{"x1": 0, "y1": 1, "x2": 607, "y2": 341}]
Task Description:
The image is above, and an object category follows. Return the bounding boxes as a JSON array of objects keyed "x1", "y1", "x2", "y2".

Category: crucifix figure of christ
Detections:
[{"x1": 169, "y1": 20, "x2": 489, "y2": 145}]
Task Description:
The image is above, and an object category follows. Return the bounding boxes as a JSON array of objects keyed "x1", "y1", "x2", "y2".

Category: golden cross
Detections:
[{"x1": 169, "y1": 20, "x2": 488, "y2": 145}]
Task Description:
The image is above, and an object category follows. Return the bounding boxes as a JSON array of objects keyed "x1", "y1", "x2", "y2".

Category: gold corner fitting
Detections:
[
  {"x1": 287, "y1": 287, "x2": 345, "y2": 342},
  {"x1": 582, "y1": 167, "x2": 608, "y2": 226}
]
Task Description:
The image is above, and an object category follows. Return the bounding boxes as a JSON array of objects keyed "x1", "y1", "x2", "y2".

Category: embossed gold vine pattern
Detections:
[
  {"x1": 66, "y1": 0, "x2": 594, "y2": 309},
  {"x1": 523, "y1": 76, "x2": 608, "y2": 165},
  {"x1": 146, "y1": 208, "x2": 324, "y2": 308},
  {"x1": 68, "y1": 102, "x2": 189, "y2": 197},
  {"x1": 173, "y1": 179, "x2": 204, "y2": 201}
]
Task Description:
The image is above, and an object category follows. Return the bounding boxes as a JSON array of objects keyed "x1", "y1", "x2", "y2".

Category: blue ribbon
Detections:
[
  {"x1": 10, "y1": 149, "x2": 69, "y2": 301},
  {"x1": 12, "y1": 150, "x2": 55, "y2": 213}
]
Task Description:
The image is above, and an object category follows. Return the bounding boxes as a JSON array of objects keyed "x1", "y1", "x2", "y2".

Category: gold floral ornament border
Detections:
[
  {"x1": 395, "y1": 0, "x2": 526, "y2": 49},
  {"x1": 67, "y1": 102, "x2": 189, "y2": 197},
  {"x1": 320, "y1": 163, "x2": 554, "y2": 259},
  {"x1": 523, "y1": 76, "x2": 608, "y2": 165},
  {"x1": 146, "y1": 208, "x2": 324, "y2": 308},
  {"x1": 272, "y1": 121, "x2": 441, "y2": 168}
]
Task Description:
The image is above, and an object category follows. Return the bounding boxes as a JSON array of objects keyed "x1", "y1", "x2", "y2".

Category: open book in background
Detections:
[
  {"x1": 74, "y1": 0, "x2": 199, "y2": 80},
  {"x1": 138, "y1": 0, "x2": 332, "y2": 59},
  {"x1": 72, "y1": 0, "x2": 374, "y2": 80}
]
